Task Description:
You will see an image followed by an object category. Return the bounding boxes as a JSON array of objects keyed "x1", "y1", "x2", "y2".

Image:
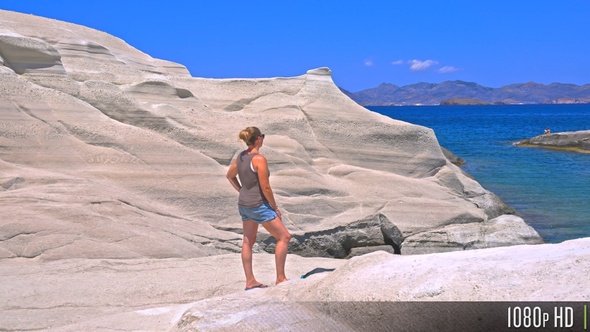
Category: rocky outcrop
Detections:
[
  {"x1": 401, "y1": 215, "x2": 543, "y2": 254},
  {"x1": 0, "y1": 33, "x2": 65, "y2": 74},
  {"x1": 0, "y1": 9, "x2": 541, "y2": 260},
  {"x1": 261, "y1": 213, "x2": 404, "y2": 258},
  {"x1": 516, "y1": 130, "x2": 590, "y2": 153}
]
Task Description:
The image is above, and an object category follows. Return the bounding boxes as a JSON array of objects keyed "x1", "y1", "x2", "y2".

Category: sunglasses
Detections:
[{"x1": 259, "y1": 134, "x2": 265, "y2": 139}]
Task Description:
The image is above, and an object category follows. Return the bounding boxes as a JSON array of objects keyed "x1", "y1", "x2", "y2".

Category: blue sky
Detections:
[{"x1": 2, "y1": 1, "x2": 589, "y2": 92}]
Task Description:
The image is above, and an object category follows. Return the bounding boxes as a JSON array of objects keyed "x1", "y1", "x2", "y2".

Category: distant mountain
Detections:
[{"x1": 343, "y1": 80, "x2": 590, "y2": 106}]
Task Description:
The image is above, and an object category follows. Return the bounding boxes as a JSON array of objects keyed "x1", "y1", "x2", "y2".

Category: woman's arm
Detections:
[
  {"x1": 226, "y1": 160, "x2": 241, "y2": 192},
  {"x1": 252, "y1": 154, "x2": 281, "y2": 216}
]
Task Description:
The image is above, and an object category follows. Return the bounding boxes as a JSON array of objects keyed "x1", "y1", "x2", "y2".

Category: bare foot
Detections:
[
  {"x1": 245, "y1": 279, "x2": 265, "y2": 289},
  {"x1": 245, "y1": 283, "x2": 268, "y2": 291},
  {"x1": 276, "y1": 277, "x2": 289, "y2": 285}
]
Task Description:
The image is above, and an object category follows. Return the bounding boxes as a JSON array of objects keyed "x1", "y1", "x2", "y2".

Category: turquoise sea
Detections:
[{"x1": 369, "y1": 104, "x2": 590, "y2": 243}]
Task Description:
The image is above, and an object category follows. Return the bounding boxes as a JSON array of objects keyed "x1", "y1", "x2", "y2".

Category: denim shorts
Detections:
[{"x1": 238, "y1": 202, "x2": 278, "y2": 224}]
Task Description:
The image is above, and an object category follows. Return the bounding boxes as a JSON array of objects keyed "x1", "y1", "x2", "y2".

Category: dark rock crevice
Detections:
[{"x1": 259, "y1": 213, "x2": 402, "y2": 258}]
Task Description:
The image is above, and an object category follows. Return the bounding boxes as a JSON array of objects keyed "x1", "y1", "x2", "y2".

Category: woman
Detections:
[{"x1": 226, "y1": 127, "x2": 291, "y2": 290}]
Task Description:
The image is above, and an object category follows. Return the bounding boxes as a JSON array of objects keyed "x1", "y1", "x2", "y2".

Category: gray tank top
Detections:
[{"x1": 237, "y1": 151, "x2": 267, "y2": 207}]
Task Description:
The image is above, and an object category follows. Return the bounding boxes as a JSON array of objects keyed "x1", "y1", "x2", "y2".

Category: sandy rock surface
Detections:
[
  {"x1": 174, "y1": 238, "x2": 590, "y2": 331},
  {"x1": 2, "y1": 239, "x2": 587, "y2": 331},
  {"x1": 0, "y1": 254, "x2": 343, "y2": 331}
]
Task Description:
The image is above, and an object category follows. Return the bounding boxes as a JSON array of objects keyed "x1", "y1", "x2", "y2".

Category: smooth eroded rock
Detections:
[{"x1": 0, "y1": 9, "x2": 540, "y2": 262}]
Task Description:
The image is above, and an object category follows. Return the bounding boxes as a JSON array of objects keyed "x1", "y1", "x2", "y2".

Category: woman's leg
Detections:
[
  {"x1": 262, "y1": 217, "x2": 291, "y2": 285},
  {"x1": 242, "y1": 219, "x2": 262, "y2": 288}
]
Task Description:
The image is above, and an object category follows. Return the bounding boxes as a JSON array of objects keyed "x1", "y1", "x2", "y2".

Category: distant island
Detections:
[
  {"x1": 440, "y1": 98, "x2": 491, "y2": 106},
  {"x1": 341, "y1": 80, "x2": 590, "y2": 106}
]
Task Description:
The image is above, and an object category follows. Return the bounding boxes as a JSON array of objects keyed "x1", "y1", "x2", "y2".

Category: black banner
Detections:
[{"x1": 293, "y1": 302, "x2": 587, "y2": 332}]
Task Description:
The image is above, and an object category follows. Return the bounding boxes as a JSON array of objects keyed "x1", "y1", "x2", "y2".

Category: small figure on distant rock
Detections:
[
  {"x1": 226, "y1": 127, "x2": 291, "y2": 290},
  {"x1": 544, "y1": 128, "x2": 551, "y2": 134}
]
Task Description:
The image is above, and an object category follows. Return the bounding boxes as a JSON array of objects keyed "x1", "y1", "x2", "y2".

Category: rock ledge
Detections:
[{"x1": 516, "y1": 130, "x2": 590, "y2": 153}]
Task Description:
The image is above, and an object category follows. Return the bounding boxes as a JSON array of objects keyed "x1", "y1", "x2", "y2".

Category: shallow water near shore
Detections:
[{"x1": 369, "y1": 104, "x2": 590, "y2": 243}]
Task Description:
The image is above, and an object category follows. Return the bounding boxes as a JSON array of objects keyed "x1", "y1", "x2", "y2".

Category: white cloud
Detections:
[
  {"x1": 391, "y1": 60, "x2": 404, "y2": 65},
  {"x1": 364, "y1": 59, "x2": 374, "y2": 67},
  {"x1": 438, "y1": 66, "x2": 459, "y2": 74},
  {"x1": 408, "y1": 59, "x2": 438, "y2": 71}
]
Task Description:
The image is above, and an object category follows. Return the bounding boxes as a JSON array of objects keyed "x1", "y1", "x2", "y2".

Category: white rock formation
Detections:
[{"x1": 0, "y1": 10, "x2": 541, "y2": 261}]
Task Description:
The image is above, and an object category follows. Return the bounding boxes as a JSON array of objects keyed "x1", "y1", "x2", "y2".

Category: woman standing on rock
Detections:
[{"x1": 226, "y1": 126, "x2": 291, "y2": 290}]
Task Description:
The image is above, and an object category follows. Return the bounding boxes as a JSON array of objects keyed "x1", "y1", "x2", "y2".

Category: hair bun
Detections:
[{"x1": 238, "y1": 127, "x2": 262, "y2": 146}]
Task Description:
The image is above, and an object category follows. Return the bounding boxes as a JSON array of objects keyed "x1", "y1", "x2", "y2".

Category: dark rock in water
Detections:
[
  {"x1": 441, "y1": 147, "x2": 465, "y2": 166},
  {"x1": 516, "y1": 130, "x2": 590, "y2": 153}
]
